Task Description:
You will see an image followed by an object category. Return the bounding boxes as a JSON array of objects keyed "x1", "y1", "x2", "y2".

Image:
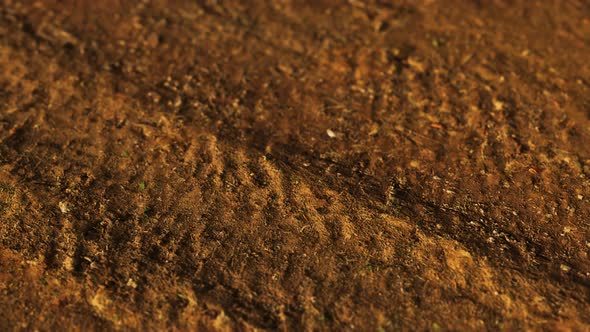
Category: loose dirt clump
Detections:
[{"x1": 1, "y1": 0, "x2": 590, "y2": 330}]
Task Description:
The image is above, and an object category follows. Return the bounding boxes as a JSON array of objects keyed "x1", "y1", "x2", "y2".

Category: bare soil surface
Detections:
[{"x1": 1, "y1": 0, "x2": 590, "y2": 330}]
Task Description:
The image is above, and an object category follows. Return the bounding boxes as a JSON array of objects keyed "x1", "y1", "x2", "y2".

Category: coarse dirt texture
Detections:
[{"x1": 1, "y1": 0, "x2": 590, "y2": 330}]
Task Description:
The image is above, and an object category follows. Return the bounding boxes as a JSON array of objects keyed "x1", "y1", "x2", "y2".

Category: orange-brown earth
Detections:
[{"x1": 1, "y1": 0, "x2": 590, "y2": 330}]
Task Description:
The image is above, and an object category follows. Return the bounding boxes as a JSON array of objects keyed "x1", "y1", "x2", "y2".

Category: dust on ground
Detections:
[{"x1": 1, "y1": 0, "x2": 590, "y2": 330}]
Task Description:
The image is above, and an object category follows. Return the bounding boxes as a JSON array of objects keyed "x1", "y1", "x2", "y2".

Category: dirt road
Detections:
[{"x1": 1, "y1": 0, "x2": 590, "y2": 330}]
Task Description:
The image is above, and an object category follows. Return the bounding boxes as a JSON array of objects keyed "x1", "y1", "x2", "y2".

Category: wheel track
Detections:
[{"x1": 1, "y1": 1, "x2": 590, "y2": 329}]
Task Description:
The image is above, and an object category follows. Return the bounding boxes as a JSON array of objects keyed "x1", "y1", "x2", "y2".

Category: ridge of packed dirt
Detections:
[{"x1": 1, "y1": 0, "x2": 590, "y2": 330}]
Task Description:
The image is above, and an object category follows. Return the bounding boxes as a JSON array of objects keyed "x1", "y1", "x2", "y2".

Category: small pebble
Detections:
[
  {"x1": 59, "y1": 201, "x2": 69, "y2": 214},
  {"x1": 127, "y1": 278, "x2": 138, "y2": 288}
]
